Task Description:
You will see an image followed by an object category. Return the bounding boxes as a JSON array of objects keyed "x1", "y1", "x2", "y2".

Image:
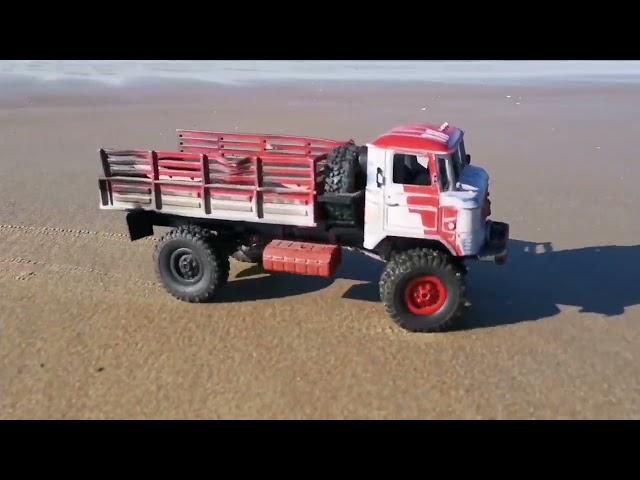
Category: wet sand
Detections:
[{"x1": 1, "y1": 80, "x2": 639, "y2": 419}]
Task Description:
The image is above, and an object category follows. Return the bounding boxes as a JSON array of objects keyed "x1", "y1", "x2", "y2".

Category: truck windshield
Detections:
[
  {"x1": 451, "y1": 142, "x2": 466, "y2": 182},
  {"x1": 440, "y1": 140, "x2": 467, "y2": 190},
  {"x1": 458, "y1": 138, "x2": 468, "y2": 168}
]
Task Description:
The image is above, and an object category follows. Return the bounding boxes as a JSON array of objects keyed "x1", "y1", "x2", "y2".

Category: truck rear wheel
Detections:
[
  {"x1": 379, "y1": 249, "x2": 466, "y2": 332},
  {"x1": 154, "y1": 225, "x2": 230, "y2": 302}
]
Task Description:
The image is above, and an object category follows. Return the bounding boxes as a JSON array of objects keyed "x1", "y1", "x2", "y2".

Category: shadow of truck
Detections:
[
  {"x1": 222, "y1": 240, "x2": 640, "y2": 330},
  {"x1": 463, "y1": 240, "x2": 640, "y2": 328}
]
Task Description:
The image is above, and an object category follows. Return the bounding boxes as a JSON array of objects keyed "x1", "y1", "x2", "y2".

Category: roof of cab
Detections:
[{"x1": 370, "y1": 123, "x2": 463, "y2": 154}]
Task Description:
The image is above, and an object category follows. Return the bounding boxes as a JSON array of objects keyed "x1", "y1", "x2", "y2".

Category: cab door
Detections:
[
  {"x1": 383, "y1": 150, "x2": 439, "y2": 239},
  {"x1": 363, "y1": 144, "x2": 388, "y2": 250}
]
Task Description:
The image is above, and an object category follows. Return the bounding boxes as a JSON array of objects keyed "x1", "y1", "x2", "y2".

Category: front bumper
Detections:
[{"x1": 477, "y1": 221, "x2": 509, "y2": 264}]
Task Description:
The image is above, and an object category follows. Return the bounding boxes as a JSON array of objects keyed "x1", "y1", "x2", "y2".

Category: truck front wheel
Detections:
[
  {"x1": 154, "y1": 225, "x2": 230, "y2": 302},
  {"x1": 379, "y1": 249, "x2": 466, "y2": 332}
]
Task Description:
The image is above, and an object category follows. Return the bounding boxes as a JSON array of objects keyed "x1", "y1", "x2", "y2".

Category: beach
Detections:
[{"x1": 1, "y1": 64, "x2": 639, "y2": 418}]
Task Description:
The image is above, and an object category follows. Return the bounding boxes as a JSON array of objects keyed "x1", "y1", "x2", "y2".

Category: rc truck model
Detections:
[{"x1": 98, "y1": 122, "x2": 509, "y2": 332}]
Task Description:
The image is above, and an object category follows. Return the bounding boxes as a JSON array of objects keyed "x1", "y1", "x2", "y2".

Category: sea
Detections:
[{"x1": 1, "y1": 61, "x2": 640, "y2": 87}]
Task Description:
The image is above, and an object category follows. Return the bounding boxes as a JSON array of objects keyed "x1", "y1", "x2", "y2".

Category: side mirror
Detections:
[{"x1": 466, "y1": 154, "x2": 471, "y2": 164}]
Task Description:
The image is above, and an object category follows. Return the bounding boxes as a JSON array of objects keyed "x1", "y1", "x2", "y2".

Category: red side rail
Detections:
[
  {"x1": 176, "y1": 129, "x2": 350, "y2": 158},
  {"x1": 98, "y1": 143, "x2": 333, "y2": 218}
]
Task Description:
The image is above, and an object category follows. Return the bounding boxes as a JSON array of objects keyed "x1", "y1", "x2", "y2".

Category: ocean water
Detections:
[{"x1": 1, "y1": 61, "x2": 640, "y2": 86}]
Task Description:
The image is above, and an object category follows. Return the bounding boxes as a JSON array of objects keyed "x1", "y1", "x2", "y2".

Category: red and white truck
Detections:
[{"x1": 98, "y1": 122, "x2": 509, "y2": 332}]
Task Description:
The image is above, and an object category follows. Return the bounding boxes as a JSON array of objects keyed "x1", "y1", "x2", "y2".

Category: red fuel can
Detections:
[{"x1": 262, "y1": 240, "x2": 342, "y2": 278}]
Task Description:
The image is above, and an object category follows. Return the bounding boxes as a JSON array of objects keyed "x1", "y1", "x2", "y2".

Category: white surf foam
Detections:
[{"x1": 1, "y1": 61, "x2": 640, "y2": 86}]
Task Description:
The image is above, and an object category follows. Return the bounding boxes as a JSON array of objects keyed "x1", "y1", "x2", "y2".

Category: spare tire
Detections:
[
  {"x1": 324, "y1": 142, "x2": 364, "y2": 222},
  {"x1": 324, "y1": 142, "x2": 360, "y2": 194}
]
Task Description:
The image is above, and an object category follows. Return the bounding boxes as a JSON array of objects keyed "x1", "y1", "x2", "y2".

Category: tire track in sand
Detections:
[
  {"x1": 0, "y1": 255, "x2": 160, "y2": 289},
  {"x1": 0, "y1": 223, "x2": 160, "y2": 289},
  {"x1": 0, "y1": 223, "x2": 155, "y2": 242}
]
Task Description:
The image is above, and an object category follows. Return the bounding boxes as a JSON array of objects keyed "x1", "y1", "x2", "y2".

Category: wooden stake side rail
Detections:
[
  {"x1": 176, "y1": 129, "x2": 348, "y2": 158},
  {"x1": 98, "y1": 142, "x2": 341, "y2": 226}
]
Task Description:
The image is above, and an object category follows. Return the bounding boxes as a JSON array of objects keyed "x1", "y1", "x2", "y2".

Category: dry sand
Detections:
[{"x1": 1, "y1": 79, "x2": 639, "y2": 419}]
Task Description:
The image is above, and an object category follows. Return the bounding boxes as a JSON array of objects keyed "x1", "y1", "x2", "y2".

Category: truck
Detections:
[{"x1": 97, "y1": 122, "x2": 509, "y2": 332}]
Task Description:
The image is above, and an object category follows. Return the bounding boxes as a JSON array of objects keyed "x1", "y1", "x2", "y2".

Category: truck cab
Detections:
[{"x1": 362, "y1": 123, "x2": 506, "y2": 264}]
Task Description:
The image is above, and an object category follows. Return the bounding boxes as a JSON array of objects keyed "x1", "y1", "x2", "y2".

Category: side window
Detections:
[
  {"x1": 392, "y1": 153, "x2": 431, "y2": 186},
  {"x1": 437, "y1": 156, "x2": 450, "y2": 191}
]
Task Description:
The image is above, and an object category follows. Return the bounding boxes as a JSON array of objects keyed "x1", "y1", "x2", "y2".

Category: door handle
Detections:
[{"x1": 387, "y1": 202, "x2": 399, "y2": 206}]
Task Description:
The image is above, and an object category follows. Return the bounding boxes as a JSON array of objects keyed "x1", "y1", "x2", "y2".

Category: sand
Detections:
[{"x1": 1, "y1": 79, "x2": 639, "y2": 419}]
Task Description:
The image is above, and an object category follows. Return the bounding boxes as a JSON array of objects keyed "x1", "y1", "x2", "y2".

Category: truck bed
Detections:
[{"x1": 98, "y1": 130, "x2": 348, "y2": 227}]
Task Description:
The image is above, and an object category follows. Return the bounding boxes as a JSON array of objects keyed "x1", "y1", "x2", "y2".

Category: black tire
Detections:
[
  {"x1": 324, "y1": 142, "x2": 362, "y2": 221},
  {"x1": 154, "y1": 225, "x2": 230, "y2": 302},
  {"x1": 324, "y1": 142, "x2": 359, "y2": 194},
  {"x1": 231, "y1": 243, "x2": 265, "y2": 264},
  {"x1": 379, "y1": 248, "x2": 466, "y2": 332}
]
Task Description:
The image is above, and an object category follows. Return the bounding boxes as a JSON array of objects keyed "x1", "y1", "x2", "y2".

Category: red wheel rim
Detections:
[{"x1": 404, "y1": 276, "x2": 447, "y2": 315}]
